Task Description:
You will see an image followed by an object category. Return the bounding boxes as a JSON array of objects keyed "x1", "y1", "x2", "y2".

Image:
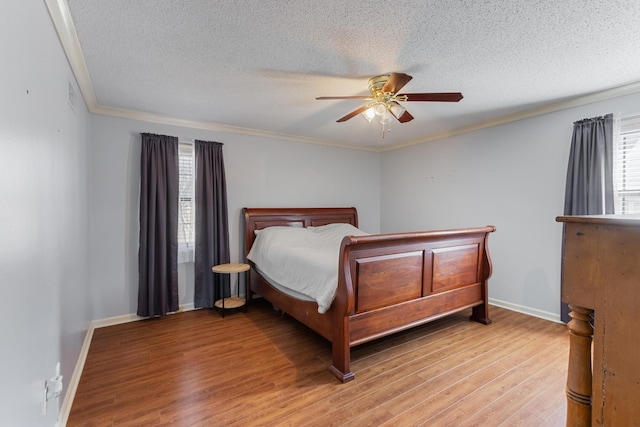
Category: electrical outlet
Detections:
[{"x1": 43, "y1": 363, "x2": 63, "y2": 415}]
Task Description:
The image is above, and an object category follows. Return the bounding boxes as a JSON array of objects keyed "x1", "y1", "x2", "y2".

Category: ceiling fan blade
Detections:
[
  {"x1": 399, "y1": 92, "x2": 463, "y2": 102},
  {"x1": 316, "y1": 96, "x2": 370, "y2": 100},
  {"x1": 397, "y1": 110, "x2": 414, "y2": 123},
  {"x1": 336, "y1": 105, "x2": 369, "y2": 122},
  {"x1": 382, "y1": 73, "x2": 413, "y2": 94}
]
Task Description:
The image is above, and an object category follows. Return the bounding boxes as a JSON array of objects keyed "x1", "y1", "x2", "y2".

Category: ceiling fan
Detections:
[{"x1": 316, "y1": 72, "x2": 463, "y2": 136}]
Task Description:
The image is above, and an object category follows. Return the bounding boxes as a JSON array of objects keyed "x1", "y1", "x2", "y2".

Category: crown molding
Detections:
[
  {"x1": 46, "y1": 0, "x2": 640, "y2": 154},
  {"x1": 381, "y1": 80, "x2": 640, "y2": 152},
  {"x1": 45, "y1": 0, "x2": 98, "y2": 109},
  {"x1": 91, "y1": 105, "x2": 380, "y2": 151}
]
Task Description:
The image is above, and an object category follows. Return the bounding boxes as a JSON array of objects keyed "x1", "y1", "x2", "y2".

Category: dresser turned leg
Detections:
[{"x1": 565, "y1": 304, "x2": 593, "y2": 427}]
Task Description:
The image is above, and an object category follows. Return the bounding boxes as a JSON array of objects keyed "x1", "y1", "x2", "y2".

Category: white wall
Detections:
[
  {"x1": 0, "y1": 1, "x2": 92, "y2": 425},
  {"x1": 381, "y1": 92, "x2": 640, "y2": 320},
  {"x1": 89, "y1": 115, "x2": 381, "y2": 319}
]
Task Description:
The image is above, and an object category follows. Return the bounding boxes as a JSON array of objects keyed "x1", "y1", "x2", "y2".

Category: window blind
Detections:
[
  {"x1": 178, "y1": 142, "x2": 194, "y2": 247},
  {"x1": 614, "y1": 114, "x2": 640, "y2": 214}
]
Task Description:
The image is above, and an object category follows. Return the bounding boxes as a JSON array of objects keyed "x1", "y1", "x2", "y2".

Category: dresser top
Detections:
[{"x1": 556, "y1": 214, "x2": 640, "y2": 226}]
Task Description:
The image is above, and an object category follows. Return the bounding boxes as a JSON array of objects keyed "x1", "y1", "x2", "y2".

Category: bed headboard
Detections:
[{"x1": 242, "y1": 207, "x2": 358, "y2": 257}]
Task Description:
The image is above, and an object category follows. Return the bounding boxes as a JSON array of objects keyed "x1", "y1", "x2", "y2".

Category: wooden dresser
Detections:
[{"x1": 556, "y1": 215, "x2": 640, "y2": 426}]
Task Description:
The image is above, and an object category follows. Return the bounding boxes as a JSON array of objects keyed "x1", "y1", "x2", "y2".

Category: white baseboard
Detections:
[
  {"x1": 91, "y1": 303, "x2": 196, "y2": 329},
  {"x1": 57, "y1": 324, "x2": 94, "y2": 426},
  {"x1": 489, "y1": 298, "x2": 564, "y2": 324},
  {"x1": 57, "y1": 302, "x2": 197, "y2": 425}
]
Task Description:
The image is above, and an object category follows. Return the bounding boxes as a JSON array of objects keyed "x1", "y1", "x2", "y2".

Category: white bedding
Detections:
[{"x1": 246, "y1": 223, "x2": 369, "y2": 313}]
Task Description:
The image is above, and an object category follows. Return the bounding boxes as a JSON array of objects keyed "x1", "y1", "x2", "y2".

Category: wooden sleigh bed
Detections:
[{"x1": 243, "y1": 207, "x2": 495, "y2": 382}]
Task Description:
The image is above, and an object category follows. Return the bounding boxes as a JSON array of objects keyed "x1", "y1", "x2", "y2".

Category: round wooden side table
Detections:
[{"x1": 211, "y1": 263, "x2": 250, "y2": 317}]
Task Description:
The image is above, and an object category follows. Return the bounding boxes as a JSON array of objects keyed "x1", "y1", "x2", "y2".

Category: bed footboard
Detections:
[{"x1": 329, "y1": 226, "x2": 496, "y2": 382}]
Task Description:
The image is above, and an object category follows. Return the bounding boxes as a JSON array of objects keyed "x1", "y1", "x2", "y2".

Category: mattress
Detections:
[{"x1": 246, "y1": 223, "x2": 368, "y2": 313}]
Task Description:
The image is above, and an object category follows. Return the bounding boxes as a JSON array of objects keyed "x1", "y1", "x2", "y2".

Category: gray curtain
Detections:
[
  {"x1": 137, "y1": 133, "x2": 179, "y2": 317},
  {"x1": 561, "y1": 113, "x2": 613, "y2": 322},
  {"x1": 564, "y1": 114, "x2": 614, "y2": 215},
  {"x1": 194, "y1": 140, "x2": 230, "y2": 308}
]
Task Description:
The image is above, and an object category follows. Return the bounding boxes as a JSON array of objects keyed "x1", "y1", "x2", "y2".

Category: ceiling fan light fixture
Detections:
[
  {"x1": 380, "y1": 111, "x2": 392, "y2": 125},
  {"x1": 373, "y1": 103, "x2": 387, "y2": 116},
  {"x1": 361, "y1": 107, "x2": 375, "y2": 122}
]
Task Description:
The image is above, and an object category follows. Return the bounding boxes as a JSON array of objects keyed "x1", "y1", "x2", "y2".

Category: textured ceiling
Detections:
[{"x1": 55, "y1": 0, "x2": 640, "y2": 150}]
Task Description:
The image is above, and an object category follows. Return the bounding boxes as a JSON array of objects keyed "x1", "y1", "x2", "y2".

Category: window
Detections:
[
  {"x1": 178, "y1": 142, "x2": 195, "y2": 262},
  {"x1": 614, "y1": 114, "x2": 640, "y2": 214}
]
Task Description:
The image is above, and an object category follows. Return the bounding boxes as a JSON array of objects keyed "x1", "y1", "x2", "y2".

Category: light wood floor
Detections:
[{"x1": 68, "y1": 300, "x2": 569, "y2": 426}]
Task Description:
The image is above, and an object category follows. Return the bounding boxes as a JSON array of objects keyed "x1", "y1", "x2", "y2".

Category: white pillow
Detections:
[{"x1": 254, "y1": 222, "x2": 304, "y2": 235}]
